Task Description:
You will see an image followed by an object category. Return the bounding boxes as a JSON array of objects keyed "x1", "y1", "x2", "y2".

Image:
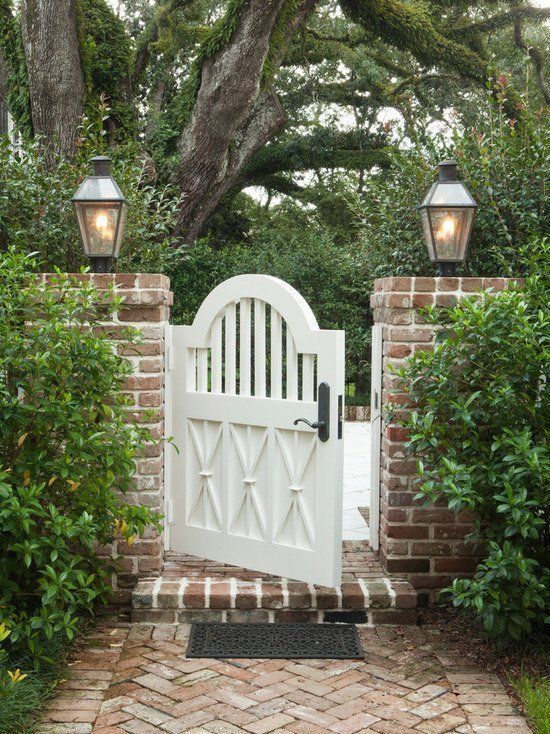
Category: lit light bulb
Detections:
[
  {"x1": 436, "y1": 215, "x2": 456, "y2": 243},
  {"x1": 95, "y1": 211, "x2": 108, "y2": 234}
]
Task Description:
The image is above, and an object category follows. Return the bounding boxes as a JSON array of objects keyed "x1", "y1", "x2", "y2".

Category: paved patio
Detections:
[
  {"x1": 342, "y1": 422, "x2": 370, "y2": 541},
  {"x1": 37, "y1": 620, "x2": 531, "y2": 734}
]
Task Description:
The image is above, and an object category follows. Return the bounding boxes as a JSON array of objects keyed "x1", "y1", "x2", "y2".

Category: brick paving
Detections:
[
  {"x1": 36, "y1": 621, "x2": 531, "y2": 734},
  {"x1": 133, "y1": 543, "x2": 417, "y2": 626}
]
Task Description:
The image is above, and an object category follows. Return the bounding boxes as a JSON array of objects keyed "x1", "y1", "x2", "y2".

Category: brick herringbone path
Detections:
[{"x1": 36, "y1": 621, "x2": 531, "y2": 734}]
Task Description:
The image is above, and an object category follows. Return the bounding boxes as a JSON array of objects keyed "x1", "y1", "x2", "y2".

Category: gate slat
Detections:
[
  {"x1": 270, "y1": 308, "x2": 282, "y2": 399},
  {"x1": 286, "y1": 330, "x2": 298, "y2": 400},
  {"x1": 302, "y1": 353, "x2": 314, "y2": 401},
  {"x1": 211, "y1": 316, "x2": 222, "y2": 394},
  {"x1": 254, "y1": 299, "x2": 266, "y2": 397},
  {"x1": 197, "y1": 349, "x2": 208, "y2": 392},
  {"x1": 225, "y1": 303, "x2": 237, "y2": 395},
  {"x1": 239, "y1": 298, "x2": 251, "y2": 396}
]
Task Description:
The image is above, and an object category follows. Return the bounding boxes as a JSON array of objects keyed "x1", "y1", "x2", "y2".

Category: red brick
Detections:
[
  {"x1": 433, "y1": 557, "x2": 478, "y2": 572},
  {"x1": 385, "y1": 426, "x2": 409, "y2": 442},
  {"x1": 412, "y1": 508, "x2": 455, "y2": 524},
  {"x1": 437, "y1": 277, "x2": 460, "y2": 291},
  {"x1": 209, "y1": 582, "x2": 232, "y2": 609},
  {"x1": 288, "y1": 583, "x2": 311, "y2": 609},
  {"x1": 414, "y1": 277, "x2": 436, "y2": 292},
  {"x1": 115, "y1": 273, "x2": 138, "y2": 287},
  {"x1": 138, "y1": 274, "x2": 170, "y2": 289},
  {"x1": 461, "y1": 278, "x2": 484, "y2": 292},
  {"x1": 434, "y1": 294, "x2": 458, "y2": 307},
  {"x1": 183, "y1": 583, "x2": 206, "y2": 608},
  {"x1": 411, "y1": 542, "x2": 451, "y2": 556},
  {"x1": 412, "y1": 293, "x2": 434, "y2": 307},
  {"x1": 119, "y1": 306, "x2": 164, "y2": 323},
  {"x1": 124, "y1": 376, "x2": 163, "y2": 391},
  {"x1": 386, "y1": 344, "x2": 412, "y2": 358},
  {"x1": 383, "y1": 557, "x2": 430, "y2": 573},
  {"x1": 387, "y1": 524, "x2": 429, "y2": 539},
  {"x1": 139, "y1": 392, "x2": 162, "y2": 407},
  {"x1": 386, "y1": 294, "x2": 412, "y2": 308}
]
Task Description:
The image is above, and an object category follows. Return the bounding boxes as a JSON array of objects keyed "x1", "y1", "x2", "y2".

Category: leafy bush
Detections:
[
  {"x1": 0, "y1": 109, "x2": 181, "y2": 273},
  {"x1": 0, "y1": 250, "x2": 160, "y2": 663},
  {"x1": 398, "y1": 240, "x2": 549, "y2": 639}
]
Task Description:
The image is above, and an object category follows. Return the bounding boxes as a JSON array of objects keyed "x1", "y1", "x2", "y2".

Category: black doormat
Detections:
[{"x1": 186, "y1": 622, "x2": 364, "y2": 660}]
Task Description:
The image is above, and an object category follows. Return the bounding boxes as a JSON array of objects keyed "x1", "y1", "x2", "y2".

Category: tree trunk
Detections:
[
  {"x1": 21, "y1": 0, "x2": 85, "y2": 163},
  {"x1": 173, "y1": 0, "x2": 293, "y2": 243}
]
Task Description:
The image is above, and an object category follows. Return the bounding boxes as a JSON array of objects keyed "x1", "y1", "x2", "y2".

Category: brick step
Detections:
[{"x1": 132, "y1": 575, "x2": 417, "y2": 626}]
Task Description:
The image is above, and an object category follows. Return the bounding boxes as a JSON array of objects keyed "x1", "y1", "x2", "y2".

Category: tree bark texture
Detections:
[
  {"x1": 174, "y1": 0, "x2": 290, "y2": 243},
  {"x1": 21, "y1": 0, "x2": 85, "y2": 163}
]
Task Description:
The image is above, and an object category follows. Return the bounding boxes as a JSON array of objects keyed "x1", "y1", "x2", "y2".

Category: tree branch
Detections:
[
  {"x1": 449, "y1": 7, "x2": 550, "y2": 38},
  {"x1": 511, "y1": 8, "x2": 549, "y2": 104},
  {"x1": 134, "y1": 0, "x2": 193, "y2": 84},
  {"x1": 243, "y1": 129, "x2": 391, "y2": 182},
  {"x1": 339, "y1": 0, "x2": 489, "y2": 83}
]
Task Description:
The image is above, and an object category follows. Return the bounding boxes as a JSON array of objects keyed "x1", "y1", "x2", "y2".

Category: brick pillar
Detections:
[
  {"x1": 370, "y1": 276, "x2": 518, "y2": 604},
  {"x1": 46, "y1": 273, "x2": 173, "y2": 601}
]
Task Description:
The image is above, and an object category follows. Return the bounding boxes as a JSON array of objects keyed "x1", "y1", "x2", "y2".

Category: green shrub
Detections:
[
  {"x1": 397, "y1": 240, "x2": 549, "y2": 639},
  {"x1": 0, "y1": 250, "x2": 161, "y2": 664},
  {"x1": 358, "y1": 102, "x2": 549, "y2": 280},
  {"x1": 0, "y1": 112, "x2": 181, "y2": 273}
]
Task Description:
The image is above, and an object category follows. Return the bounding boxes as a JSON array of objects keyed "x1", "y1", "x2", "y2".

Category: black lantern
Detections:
[
  {"x1": 419, "y1": 160, "x2": 477, "y2": 276},
  {"x1": 72, "y1": 156, "x2": 128, "y2": 273}
]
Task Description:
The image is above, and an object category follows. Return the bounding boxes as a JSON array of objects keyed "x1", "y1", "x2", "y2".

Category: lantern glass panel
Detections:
[
  {"x1": 74, "y1": 202, "x2": 122, "y2": 257},
  {"x1": 420, "y1": 209, "x2": 435, "y2": 260},
  {"x1": 429, "y1": 207, "x2": 475, "y2": 261}
]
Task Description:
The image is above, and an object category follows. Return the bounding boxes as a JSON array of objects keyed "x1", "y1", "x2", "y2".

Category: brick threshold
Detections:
[{"x1": 132, "y1": 542, "x2": 417, "y2": 626}]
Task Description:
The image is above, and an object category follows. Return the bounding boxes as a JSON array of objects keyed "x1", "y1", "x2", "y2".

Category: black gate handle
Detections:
[{"x1": 293, "y1": 381, "x2": 330, "y2": 442}]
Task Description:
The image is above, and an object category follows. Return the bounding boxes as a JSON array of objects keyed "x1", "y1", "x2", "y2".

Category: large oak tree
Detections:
[{"x1": 0, "y1": 0, "x2": 547, "y2": 242}]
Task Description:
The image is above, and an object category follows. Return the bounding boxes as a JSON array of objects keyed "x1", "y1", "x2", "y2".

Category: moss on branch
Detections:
[{"x1": 244, "y1": 128, "x2": 391, "y2": 181}]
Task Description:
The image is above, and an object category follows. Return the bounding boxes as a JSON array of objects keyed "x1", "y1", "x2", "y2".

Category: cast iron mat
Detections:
[{"x1": 186, "y1": 622, "x2": 364, "y2": 659}]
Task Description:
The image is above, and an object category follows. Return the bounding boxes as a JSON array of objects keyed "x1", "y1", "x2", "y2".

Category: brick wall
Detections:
[
  {"x1": 370, "y1": 276, "x2": 520, "y2": 604},
  {"x1": 43, "y1": 273, "x2": 173, "y2": 602}
]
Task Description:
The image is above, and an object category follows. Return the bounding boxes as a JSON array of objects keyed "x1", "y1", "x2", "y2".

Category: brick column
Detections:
[
  {"x1": 370, "y1": 276, "x2": 518, "y2": 604},
  {"x1": 45, "y1": 273, "x2": 173, "y2": 601}
]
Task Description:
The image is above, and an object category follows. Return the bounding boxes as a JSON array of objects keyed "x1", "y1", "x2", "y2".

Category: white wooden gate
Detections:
[{"x1": 165, "y1": 275, "x2": 345, "y2": 587}]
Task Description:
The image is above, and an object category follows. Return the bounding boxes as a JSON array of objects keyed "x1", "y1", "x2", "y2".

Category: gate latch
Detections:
[{"x1": 293, "y1": 381, "x2": 330, "y2": 442}]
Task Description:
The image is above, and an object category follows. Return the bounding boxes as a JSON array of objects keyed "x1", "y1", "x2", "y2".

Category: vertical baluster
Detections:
[
  {"x1": 254, "y1": 299, "x2": 266, "y2": 397},
  {"x1": 286, "y1": 329, "x2": 298, "y2": 400},
  {"x1": 210, "y1": 316, "x2": 222, "y2": 394},
  {"x1": 239, "y1": 298, "x2": 251, "y2": 396},
  {"x1": 187, "y1": 348, "x2": 197, "y2": 391},
  {"x1": 197, "y1": 349, "x2": 208, "y2": 392},
  {"x1": 270, "y1": 308, "x2": 282, "y2": 399},
  {"x1": 302, "y1": 354, "x2": 314, "y2": 401},
  {"x1": 225, "y1": 302, "x2": 237, "y2": 395}
]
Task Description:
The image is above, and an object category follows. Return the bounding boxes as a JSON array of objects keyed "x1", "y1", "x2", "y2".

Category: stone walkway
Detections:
[
  {"x1": 342, "y1": 423, "x2": 370, "y2": 542},
  {"x1": 37, "y1": 621, "x2": 531, "y2": 734}
]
